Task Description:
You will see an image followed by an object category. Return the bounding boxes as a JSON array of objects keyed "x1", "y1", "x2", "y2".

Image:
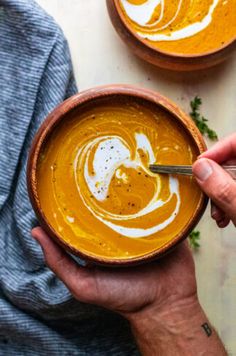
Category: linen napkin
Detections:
[{"x1": 0, "y1": 0, "x2": 138, "y2": 354}]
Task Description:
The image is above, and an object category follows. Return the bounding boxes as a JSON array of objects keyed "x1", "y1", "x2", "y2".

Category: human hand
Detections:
[
  {"x1": 32, "y1": 228, "x2": 196, "y2": 316},
  {"x1": 32, "y1": 227, "x2": 226, "y2": 355},
  {"x1": 193, "y1": 133, "x2": 236, "y2": 228}
]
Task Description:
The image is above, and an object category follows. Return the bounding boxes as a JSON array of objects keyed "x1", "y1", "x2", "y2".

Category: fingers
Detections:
[
  {"x1": 31, "y1": 227, "x2": 97, "y2": 303},
  {"x1": 217, "y1": 216, "x2": 231, "y2": 229},
  {"x1": 199, "y1": 133, "x2": 236, "y2": 163},
  {"x1": 211, "y1": 202, "x2": 230, "y2": 228},
  {"x1": 211, "y1": 202, "x2": 224, "y2": 221},
  {"x1": 193, "y1": 158, "x2": 236, "y2": 226}
]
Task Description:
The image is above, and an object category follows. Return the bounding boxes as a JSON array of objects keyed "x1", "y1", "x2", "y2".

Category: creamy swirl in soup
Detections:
[
  {"x1": 119, "y1": 0, "x2": 236, "y2": 55},
  {"x1": 37, "y1": 98, "x2": 202, "y2": 260}
]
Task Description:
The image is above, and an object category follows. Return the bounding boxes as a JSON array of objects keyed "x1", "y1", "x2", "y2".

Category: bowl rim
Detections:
[
  {"x1": 27, "y1": 84, "x2": 208, "y2": 267},
  {"x1": 112, "y1": 0, "x2": 236, "y2": 60}
]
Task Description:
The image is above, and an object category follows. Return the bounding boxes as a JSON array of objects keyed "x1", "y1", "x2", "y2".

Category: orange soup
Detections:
[
  {"x1": 37, "y1": 99, "x2": 202, "y2": 260},
  {"x1": 119, "y1": 0, "x2": 236, "y2": 55}
]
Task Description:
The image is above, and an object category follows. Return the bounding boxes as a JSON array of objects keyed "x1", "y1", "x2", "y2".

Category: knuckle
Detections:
[
  {"x1": 70, "y1": 272, "x2": 95, "y2": 302},
  {"x1": 46, "y1": 252, "x2": 67, "y2": 275},
  {"x1": 54, "y1": 255, "x2": 66, "y2": 270}
]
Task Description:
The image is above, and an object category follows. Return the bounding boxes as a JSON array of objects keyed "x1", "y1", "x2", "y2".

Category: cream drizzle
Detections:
[
  {"x1": 120, "y1": 0, "x2": 219, "y2": 42},
  {"x1": 73, "y1": 132, "x2": 181, "y2": 239},
  {"x1": 121, "y1": 0, "x2": 161, "y2": 26}
]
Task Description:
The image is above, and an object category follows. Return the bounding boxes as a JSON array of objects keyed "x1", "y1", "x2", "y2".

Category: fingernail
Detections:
[
  {"x1": 218, "y1": 220, "x2": 227, "y2": 229},
  {"x1": 193, "y1": 159, "x2": 213, "y2": 181}
]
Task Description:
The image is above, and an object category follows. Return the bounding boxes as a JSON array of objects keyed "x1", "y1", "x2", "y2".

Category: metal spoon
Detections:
[{"x1": 149, "y1": 164, "x2": 236, "y2": 180}]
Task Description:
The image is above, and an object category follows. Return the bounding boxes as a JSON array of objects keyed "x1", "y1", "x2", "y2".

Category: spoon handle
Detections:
[{"x1": 149, "y1": 164, "x2": 236, "y2": 180}]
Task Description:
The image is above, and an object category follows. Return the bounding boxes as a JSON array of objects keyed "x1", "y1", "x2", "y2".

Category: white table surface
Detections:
[{"x1": 36, "y1": 0, "x2": 236, "y2": 353}]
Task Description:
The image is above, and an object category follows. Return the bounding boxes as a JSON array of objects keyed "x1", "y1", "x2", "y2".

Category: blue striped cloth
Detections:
[{"x1": 0, "y1": 0, "x2": 139, "y2": 354}]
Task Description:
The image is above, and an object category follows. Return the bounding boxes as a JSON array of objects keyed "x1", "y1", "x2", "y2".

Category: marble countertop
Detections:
[{"x1": 37, "y1": 0, "x2": 236, "y2": 353}]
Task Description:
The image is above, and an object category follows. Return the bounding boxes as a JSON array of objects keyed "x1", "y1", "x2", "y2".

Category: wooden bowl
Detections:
[
  {"x1": 106, "y1": 0, "x2": 236, "y2": 71},
  {"x1": 27, "y1": 85, "x2": 208, "y2": 266}
]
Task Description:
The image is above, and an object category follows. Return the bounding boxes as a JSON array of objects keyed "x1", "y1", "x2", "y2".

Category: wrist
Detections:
[
  {"x1": 126, "y1": 296, "x2": 226, "y2": 355},
  {"x1": 129, "y1": 295, "x2": 202, "y2": 348}
]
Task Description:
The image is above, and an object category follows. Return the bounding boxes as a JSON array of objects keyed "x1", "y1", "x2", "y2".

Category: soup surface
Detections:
[
  {"x1": 37, "y1": 99, "x2": 202, "y2": 260},
  {"x1": 119, "y1": 0, "x2": 236, "y2": 55}
]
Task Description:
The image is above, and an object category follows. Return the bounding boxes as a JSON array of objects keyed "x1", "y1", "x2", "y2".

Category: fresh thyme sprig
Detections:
[
  {"x1": 190, "y1": 96, "x2": 218, "y2": 141},
  {"x1": 188, "y1": 96, "x2": 218, "y2": 248},
  {"x1": 189, "y1": 230, "x2": 201, "y2": 250}
]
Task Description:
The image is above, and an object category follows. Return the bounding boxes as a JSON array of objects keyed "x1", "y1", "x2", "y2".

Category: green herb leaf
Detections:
[
  {"x1": 189, "y1": 230, "x2": 201, "y2": 250},
  {"x1": 189, "y1": 96, "x2": 218, "y2": 141}
]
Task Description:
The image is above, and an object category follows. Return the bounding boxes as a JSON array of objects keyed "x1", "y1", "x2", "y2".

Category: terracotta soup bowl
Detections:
[
  {"x1": 27, "y1": 85, "x2": 208, "y2": 266},
  {"x1": 107, "y1": 0, "x2": 236, "y2": 71}
]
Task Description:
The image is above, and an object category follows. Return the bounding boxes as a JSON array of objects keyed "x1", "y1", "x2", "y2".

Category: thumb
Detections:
[{"x1": 193, "y1": 158, "x2": 236, "y2": 226}]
